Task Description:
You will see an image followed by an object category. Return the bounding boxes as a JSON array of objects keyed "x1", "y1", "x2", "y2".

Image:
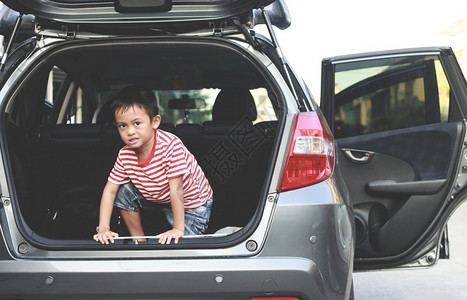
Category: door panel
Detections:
[
  {"x1": 337, "y1": 122, "x2": 462, "y2": 257},
  {"x1": 321, "y1": 47, "x2": 467, "y2": 269}
]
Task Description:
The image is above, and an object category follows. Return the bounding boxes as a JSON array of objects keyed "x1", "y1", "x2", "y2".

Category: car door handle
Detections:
[
  {"x1": 342, "y1": 148, "x2": 374, "y2": 163},
  {"x1": 366, "y1": 179, "x2": 447, "y2": 195}
]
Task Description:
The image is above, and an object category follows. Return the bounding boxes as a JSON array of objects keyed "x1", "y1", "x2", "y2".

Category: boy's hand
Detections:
[
  {"x1": 93, "y1": 230, "x2": 119, "y2": 245},
  {"x1": 158, "y1": 228, "x2": 184, "y2": 244}
]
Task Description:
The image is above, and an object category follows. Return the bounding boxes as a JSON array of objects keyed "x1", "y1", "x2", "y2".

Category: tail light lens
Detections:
[{"x1": 278, "y1": 112, "x2": 334, "y2": 192}]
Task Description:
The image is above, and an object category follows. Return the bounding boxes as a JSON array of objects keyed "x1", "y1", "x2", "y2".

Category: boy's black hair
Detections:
[{"x1": 111, "y1": 85, "x2": 159, "y2": 120}]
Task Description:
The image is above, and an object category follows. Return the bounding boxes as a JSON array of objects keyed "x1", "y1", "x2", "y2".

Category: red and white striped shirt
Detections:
[{"x1": 108, "y1": 129, "x2": 213, "y2": 209}]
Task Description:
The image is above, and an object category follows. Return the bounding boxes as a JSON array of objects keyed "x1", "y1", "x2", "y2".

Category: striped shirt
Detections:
[{"x1": 108, "y1": 129, "x2": 213, "y2": 209}]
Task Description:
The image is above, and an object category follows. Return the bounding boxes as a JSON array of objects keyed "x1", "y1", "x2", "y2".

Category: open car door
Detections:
[{"x1": 320, "y1": 47, "x2": 467, "y2": 270}]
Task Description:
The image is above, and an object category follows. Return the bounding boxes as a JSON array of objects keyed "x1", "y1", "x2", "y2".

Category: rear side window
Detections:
[
  {"x1": 58, "y1": 85, "x2": 94, "y2": 125},
  {"x1": 333, "y1": 55, "x2": 453, "y2": 138}
]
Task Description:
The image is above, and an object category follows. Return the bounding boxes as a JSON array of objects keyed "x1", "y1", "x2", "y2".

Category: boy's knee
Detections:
[{"x1": 114, "y1": 183, "x2": 142, "y2": 212}]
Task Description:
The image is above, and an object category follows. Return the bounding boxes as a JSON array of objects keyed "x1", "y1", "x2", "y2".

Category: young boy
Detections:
[{"x1": 93, "y1": 85, "x2": 213, "y2": 245}]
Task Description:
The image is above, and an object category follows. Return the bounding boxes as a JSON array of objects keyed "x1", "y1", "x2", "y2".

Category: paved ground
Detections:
[{"x1": 353, "y1": 201, "x2": 467, "y2": 299}]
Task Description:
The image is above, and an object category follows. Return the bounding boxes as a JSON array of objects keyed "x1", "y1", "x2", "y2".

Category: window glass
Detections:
[
  {"x1": 56, "y1": 83, "x2": 94, "y2": 125},
  {"x1": 333, "y1": 55, "x2": 451, "y2": 139},
  {"x1": 156, "y1": 89, "x2": 218, "y2": 125},
  {"x1": 64, "y1": 87, "x2": 93, "y2": 124},
  {"x1": 154, "y1": 87, "x2": 275, "y2": 125},
  {"x1": 90, "y1": 86, "x2": 275, "y2": 126},
  {"x1": 44, "y1": 66, "x2": 95, "y2": 125},
  {"x1": 251, "y1": 88, "x2": 277, "y2": 123},
  {"x1": 435, "y1": 59, "x2": 450, "y2": 122}
]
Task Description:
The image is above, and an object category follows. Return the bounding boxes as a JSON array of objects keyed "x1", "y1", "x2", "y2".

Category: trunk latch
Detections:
[
  {"x1": 209, "y1": 22, "x2": 226, "y2": 37},
  {"x1": 59, "y1": 26, "x2": 79, "y2": 40}
]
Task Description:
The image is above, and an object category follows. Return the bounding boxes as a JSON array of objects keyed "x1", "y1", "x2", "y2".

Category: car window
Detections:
[
  {"x1": 333, "y1": 55, "x2": 452, "y2": 138},
  {"x1": 156, "y1": 87, "x2": 276, "y2": 125},
  {"x1": 156, "y1": 89, "x2": 219, "y2": 125},
  {"x1": 40, "y1": 66, "x2": 95, "y2": 125},
  {"x1": 57, "y1": 84, "x2": 94, "y2": 125},
  {"x1": 48, "y1": 83, "x2": 276, "y2": 126}
]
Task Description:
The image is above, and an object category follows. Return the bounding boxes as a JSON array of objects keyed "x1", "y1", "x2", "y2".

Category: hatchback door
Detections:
[
  {"x1": 0, "y1": 0, "x2": 276, "y2": 30},
  {"x1": 320, "y1": 47, "x2": 467, "y2": 270}
]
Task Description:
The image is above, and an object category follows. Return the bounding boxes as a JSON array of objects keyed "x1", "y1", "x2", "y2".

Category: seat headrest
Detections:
[{"x1": 212, "y1": 89, "x2": 257, "y2": 122}]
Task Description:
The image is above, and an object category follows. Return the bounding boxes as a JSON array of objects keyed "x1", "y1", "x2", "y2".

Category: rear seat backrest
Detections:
[
  {"x1": 158, "y1": 123, "x2": 176, "y2": 134},
  {"x1": 176, "y1": 88, "x2": 276, "y2": 233},
  {"x1": 175, "y1": 123, "x2": 204, "y2": 157},
  {"x1": 177, "y1": 88, "x2": 258, "y2": 156}
]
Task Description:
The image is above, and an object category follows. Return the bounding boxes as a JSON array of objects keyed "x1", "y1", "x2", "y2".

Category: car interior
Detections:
[{"x1": 3, "y1": 40, "x2": 283, "y2": 242}]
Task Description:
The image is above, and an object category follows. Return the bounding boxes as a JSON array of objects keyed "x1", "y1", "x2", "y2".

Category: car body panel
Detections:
[
  {"x1": 1, "y1": 0, "x2": 271, "y2": 22},
  {"x1": 0, "y1": 0, "x2": 293, "y2": 35},
  {"x1": 0, "y1": 257, "x2": 325, "y2": 299},
  {"x1": 0, "y1": 191, "x2": 352, "y2": 300},
  {"x1": 0, "y1": 183, "x2": 353, "y2": 299}
]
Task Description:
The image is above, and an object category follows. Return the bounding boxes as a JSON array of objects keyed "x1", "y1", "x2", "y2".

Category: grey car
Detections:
[{"x1": 0, "y1": 0, "x2": 466, "y2": 299}]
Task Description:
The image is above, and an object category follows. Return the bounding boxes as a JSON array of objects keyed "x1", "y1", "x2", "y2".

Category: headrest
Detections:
[
  {"x1": 212, "y1": 88, "x2": 257, "y2": 122},
  {"x1": 158, "y1": 123, "x2": 176, "y2": 134}
]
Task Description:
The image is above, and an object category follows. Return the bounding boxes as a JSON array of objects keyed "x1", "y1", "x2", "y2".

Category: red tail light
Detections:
[{"x1": 278, "y1": 112, "x2": 334, "y2": 192}]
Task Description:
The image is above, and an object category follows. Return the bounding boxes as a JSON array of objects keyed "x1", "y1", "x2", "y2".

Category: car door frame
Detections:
[{"x1": 320, "y1": 46, "x2": 467, "y2": 270}]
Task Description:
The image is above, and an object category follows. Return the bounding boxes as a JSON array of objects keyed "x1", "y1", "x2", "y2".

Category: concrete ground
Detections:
[{"x1": 353, "y1": 201, "x2": 467, "y2": 299}]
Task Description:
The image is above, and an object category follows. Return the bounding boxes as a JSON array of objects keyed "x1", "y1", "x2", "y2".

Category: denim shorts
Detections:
[{"x1": 114, "y1": 182, "x2": 213, "y2": 235}]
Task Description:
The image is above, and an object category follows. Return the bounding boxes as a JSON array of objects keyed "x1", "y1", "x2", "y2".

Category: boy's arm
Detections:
[
  {"x1": 93, "y1": 181, "x2": 120, "y2": 244},
  {"x1": 158, "y1": 176, "x2": 185, "y2": 244}
]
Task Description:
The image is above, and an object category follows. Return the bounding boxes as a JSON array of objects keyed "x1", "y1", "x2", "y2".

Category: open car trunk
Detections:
[{"x1": 3, "y1": 37, "x2": 281, "y2": 247}]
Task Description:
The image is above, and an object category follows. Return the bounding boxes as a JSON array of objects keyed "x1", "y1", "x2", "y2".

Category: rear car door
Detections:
[{"x1": 320, "y1": 47, "x2": 467, "y2": 270}]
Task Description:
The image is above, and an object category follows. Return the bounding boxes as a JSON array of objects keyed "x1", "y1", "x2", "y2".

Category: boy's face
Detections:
[{"x1": 114, "y1": 104, "x2": 161, "y2": 153}]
